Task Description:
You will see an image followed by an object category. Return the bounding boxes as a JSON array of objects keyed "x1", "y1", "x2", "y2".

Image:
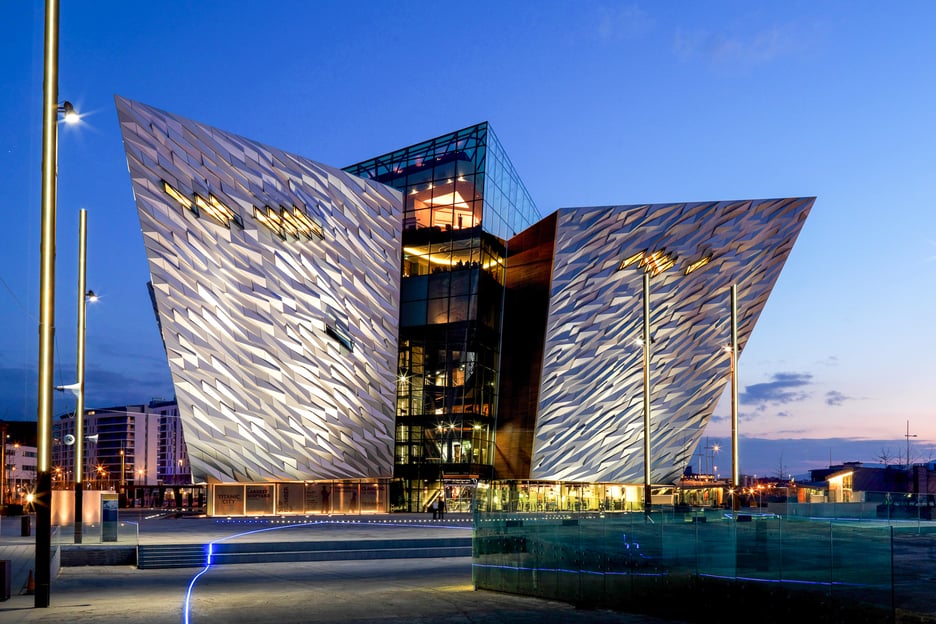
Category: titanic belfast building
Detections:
[{"x1": 116, "y1": 96, "x2": 812, "y2": 515}]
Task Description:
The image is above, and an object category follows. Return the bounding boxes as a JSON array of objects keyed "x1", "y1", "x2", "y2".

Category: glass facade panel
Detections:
[{"x1": 346, "y1": 122, "x2": 540, "y2": 511}]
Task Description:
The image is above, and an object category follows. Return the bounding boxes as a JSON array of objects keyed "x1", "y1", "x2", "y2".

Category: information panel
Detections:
[
  {"x1": 305, "y1": 484, "x2": 330, "y2": 514},
  {"x1": 277, "y1": 483, "x2": 305, "y2": 514},
  {"x1": 101, "y1": 493, "x2": 119, "y2": 542},
  {"x1": 214, "y1": 485, "x2": 245, "y2": 516},
  {"x1": 245, "y1": 485, "x2": 274, "y2": 514}
]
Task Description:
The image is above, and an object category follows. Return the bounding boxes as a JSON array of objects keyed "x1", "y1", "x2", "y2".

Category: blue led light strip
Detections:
[{"x1": 182, "y1": 519, "x2": 469, "y2": 622}]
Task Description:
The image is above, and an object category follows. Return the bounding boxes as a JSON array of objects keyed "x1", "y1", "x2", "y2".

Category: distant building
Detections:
[
  {"x1": 3, "y1": 441, "x2": 38, "y2": 504},
  {"x1": 149, "y1": 400, "x2": 191, "y2": 485},
  {"x1": 808, "y1": 462, "x2": 936, "y2": 503},
  {"x1": 53, "y1": 403, "x2": 164, "y2": 490}
]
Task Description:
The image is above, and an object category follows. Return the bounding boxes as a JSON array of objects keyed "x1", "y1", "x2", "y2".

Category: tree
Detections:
[{"x1": 876, "y1": 448, "x2": 894, "y2": 466}]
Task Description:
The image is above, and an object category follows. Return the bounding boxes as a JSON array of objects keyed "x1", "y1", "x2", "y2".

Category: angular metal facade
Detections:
[
  {"x1": 116, "y1": 96, "x2": 814, "y2": 492},
  {"x1": 116, "y1": 97, "x2": 402, "y2": 483},
  {"x1": 530, "y1": 199, "x2": 813, "y2": 484}
]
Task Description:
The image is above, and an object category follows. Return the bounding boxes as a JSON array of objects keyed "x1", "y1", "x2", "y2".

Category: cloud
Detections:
[
  {"x1": 673, "y1": 22, "x2": 808, "y2": 69},
  {"x1": 596, "y1": 4, "x2": 654, "y2": 41},
  {"x1": 825, "y1": 390, "x2": 850, "y2": 407},
  {"x1": 740, "y1": 372, "x2": 812, "y2": 411}
]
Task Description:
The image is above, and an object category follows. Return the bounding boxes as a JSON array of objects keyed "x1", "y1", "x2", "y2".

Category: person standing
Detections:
[
  {"x1": 438, "y1": 497, "x2": 445, "y2": 520},
  {"x1": 431, "y1": 499, "x2": 438, "y2": 520}
]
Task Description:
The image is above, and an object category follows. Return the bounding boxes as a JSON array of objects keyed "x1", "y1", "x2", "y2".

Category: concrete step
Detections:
[
  {"x1": 135, "y1": 537, "x2": 472, "y2": 569},
  {"x1": 212, "y1": 538, "x2": 472, "y2": 565},
  {"x1": 137, "y1": 544, "x2": 208, "y2": 569}
]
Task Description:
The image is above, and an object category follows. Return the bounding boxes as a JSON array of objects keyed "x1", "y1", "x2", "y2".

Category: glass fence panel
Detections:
[
  {"x1": 473, "y1": 510, "x2": 901, "y2": 623},
  {"x1": 829, "y1": 523, "x2": 893, "y2": 620},
  {"x1": 51, "y1": 520, "x2": 139, "y2": 546},
  {"x1": 892, "y1": 523, "x2": 936, "y2": 617}
]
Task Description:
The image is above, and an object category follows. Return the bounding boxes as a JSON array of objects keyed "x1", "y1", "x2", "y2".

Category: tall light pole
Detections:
[
  {"x1": 620, "y1": 249, "x2": 677, "y2": 514},
  {"x1": 36, "y1": 0, "x2": 70, "y2": 607},
  {"x1": 640, "y1": 272, "x2": 652, "y2": 512},
  {"x1": 73, "y1": 209, "x2": 95, "y2": 543},
  {"x1": 728, "y1": 284, "x2": 740, "y2": 513},
  {"x1": 905, "y1": 420, "x2": 917, "y2": 468},
  {"x1": 120, "y1": 448, "x2": 125, "y2": 504}
]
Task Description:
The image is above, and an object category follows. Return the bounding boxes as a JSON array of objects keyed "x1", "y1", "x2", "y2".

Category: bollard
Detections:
[
  {"x1": 20, "y1": 515, "x2": 30, "y2": 537},
  {"x1": 0, "y1": 560, "x2": 10, "y2": 601}
]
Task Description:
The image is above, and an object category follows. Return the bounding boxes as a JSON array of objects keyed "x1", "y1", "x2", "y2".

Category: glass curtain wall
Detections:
[{"x1": 345, "y1": 122, "x2": 539, "y2": 511}]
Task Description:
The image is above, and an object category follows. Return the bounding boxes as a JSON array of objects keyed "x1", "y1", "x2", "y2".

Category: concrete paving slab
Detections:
[{"x1": 0, "y1": 557, "x2": 687, "y2": 624}]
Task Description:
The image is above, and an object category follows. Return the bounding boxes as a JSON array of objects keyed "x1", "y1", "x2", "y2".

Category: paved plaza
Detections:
[
  {"x1": 3, "y1": 511, "x2": 936, "y2": 623},
  {"x1": 0, "y1": 512, "x2": 686, "y2": 624}
]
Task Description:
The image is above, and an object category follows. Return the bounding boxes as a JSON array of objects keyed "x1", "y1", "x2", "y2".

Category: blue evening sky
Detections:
[{"x1": 2, "y1": 1, "x2": 934, "y2": 478}]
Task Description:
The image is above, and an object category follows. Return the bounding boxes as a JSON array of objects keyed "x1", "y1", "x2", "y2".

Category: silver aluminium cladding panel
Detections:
[
  {"x1": 116, "y1": 96, "x2": 402, "y2": 483},
  {"x1": 532, "y1": 199, "x2": 812, "y2": 484}
]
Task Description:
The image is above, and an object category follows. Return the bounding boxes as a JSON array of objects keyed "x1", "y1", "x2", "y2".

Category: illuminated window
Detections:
[
  {"x1": 253, "y1": 205, "x2": 324, "y2": 241},
  {"x1": 162, "y1": 180, "x2": 193, "y2": 210},
  {"x1": 684, "y1": 255, "x2": 712, "y2": 275},
  {"x1": 163, "y1": 180, "x2": 243, "y2": 229},
  {"x1": 193, "y1": 194, "x2": 243, "y2": 229},
  {"x1": 618, "y1": 249, "x2": 676, "y2": 277}
]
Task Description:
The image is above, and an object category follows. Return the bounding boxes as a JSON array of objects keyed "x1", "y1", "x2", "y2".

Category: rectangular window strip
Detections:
[
  {"x1": 162, "y1": 180, "x2": 243, "y2": 229},
  {"x1": 254, "y1": 205, "x2": 325, "y2": 241}
]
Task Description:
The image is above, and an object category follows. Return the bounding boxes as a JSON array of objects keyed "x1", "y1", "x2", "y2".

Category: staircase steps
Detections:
[
  {"x1": 137, "y1": 544, "x2": 208, "y2": 569},
  {"x1": 136, "y1": 537, "x2": 471, "y2": 569}
]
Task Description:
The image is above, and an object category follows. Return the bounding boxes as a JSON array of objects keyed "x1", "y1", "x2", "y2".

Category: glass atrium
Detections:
[{"x1": 345, "y1": 122, "x2": 539, "y2": 511}]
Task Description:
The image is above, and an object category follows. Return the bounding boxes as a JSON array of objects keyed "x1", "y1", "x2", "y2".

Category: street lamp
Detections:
[
  {"x1": 640, "y1": 271, "x2": 653, "y2": 512},
  {"x1": 36, "y1": 0, "x2": 74, "y2": 606},
  {"x1": 55, "y1": 266, "x2": 96, "y2": 541},
  {"x1": 60, "y1": 101, "x2": 80, "y2": 124},
  {"x1": 728, "y1": 284, "x2": 740, "y2": 513},
  {"x1": 905, "y1": 420, "x2": 917, "y2": 468},
  {"x1": 620, "y1": 249, "x2": 676, "y2": 513},
  {"x1": 73, "y1": 209, "x2": 94, "y2": 542}
]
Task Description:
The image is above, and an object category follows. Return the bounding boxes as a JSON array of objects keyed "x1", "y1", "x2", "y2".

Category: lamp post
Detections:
[
  {"x1": 905, "y1": 420, "x2": 917, "y2": 468},
  {"x1": 120, "y1": 448, "x2": 125, "y2": 504},
  {"x1": 640, "y1": 272, "x2": 652, "y2": 512},
  {"x1": 36, "y1": 0, "x2": 78, "y2": 606},
  {"x1": 619, "y1": 249, "x2": 677, "y2": 514},
  {"x1": 728, "y1": 284, "x2": 740, "y2": 513},
  {"x1": 74, "y1": 209, "x2": 95, "y2": 542}
]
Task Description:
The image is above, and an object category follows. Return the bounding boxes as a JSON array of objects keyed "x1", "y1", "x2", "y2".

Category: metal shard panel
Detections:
[
  {"x1": 116, "y1": 97, "x2": 402, "y2": 483},
  {"x1": 531, "y1": 199, "x2": 813, "y2": 484}
]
